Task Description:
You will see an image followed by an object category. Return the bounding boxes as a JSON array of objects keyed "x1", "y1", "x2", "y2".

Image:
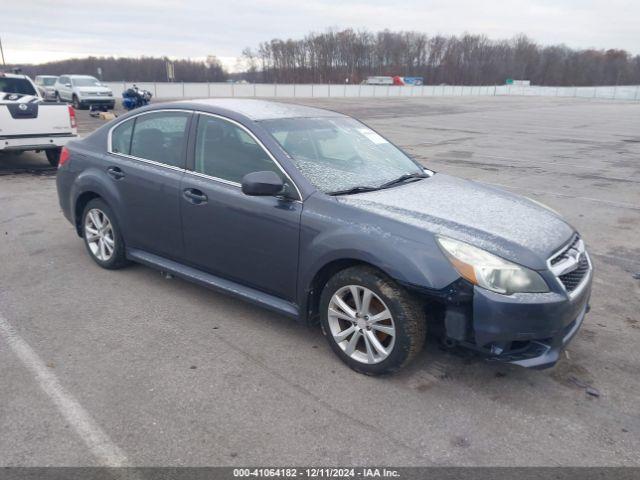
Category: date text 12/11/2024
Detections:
[{"x1": 232, "y1": 468, "x2": 400, "y2": 478}]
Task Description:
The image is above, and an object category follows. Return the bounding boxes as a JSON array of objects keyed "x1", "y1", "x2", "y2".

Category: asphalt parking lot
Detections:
[{"x1": 1, "y1": 96, "x2": 639, "y2": 466}]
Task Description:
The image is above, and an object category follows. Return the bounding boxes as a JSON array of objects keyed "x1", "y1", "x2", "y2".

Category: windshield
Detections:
[
  {"x1": 41, "y1": 77, "x2": 57, "y2": 86},
  {"x1": 0, "y1": 78, "x2": 37, "y2": 96},
  {"x1": 261, "y1": 117, "x2": 424, "y2": 193},
  {"x1": 72, "y1": 77, "x2": 101, "y2": 87}
]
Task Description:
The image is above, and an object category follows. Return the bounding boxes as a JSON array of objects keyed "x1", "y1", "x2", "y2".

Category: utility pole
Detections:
[{"x1": 0, "y1": 36, "x2": 6, "y2": 65}]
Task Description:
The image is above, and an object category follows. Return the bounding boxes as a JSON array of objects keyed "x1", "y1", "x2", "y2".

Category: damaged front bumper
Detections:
[{"x1": 410, "y1": 263, "x2": 593, "y2": 369}]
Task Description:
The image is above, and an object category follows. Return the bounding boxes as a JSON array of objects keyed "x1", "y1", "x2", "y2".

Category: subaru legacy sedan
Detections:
[{"x1": 56, "y1": 99, "x2": 592, "y2": 375}]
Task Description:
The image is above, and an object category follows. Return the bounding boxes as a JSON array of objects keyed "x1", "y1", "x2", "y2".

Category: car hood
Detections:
[{"x1": 337, "y1": 173, "x2": 574, "y2": 270}]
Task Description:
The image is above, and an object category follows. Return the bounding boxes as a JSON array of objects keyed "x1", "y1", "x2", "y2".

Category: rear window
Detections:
[{"x1": 0, "y1": 78, "x2": 37, "y2": 96}]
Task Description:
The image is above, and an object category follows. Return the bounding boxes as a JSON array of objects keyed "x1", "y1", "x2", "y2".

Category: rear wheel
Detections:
[
  {"x1": 45, "y1": 148, "x2": 61, "y2": 167},
  {"x1": 82, "y1": 199, "x2": 128, "y2": 269},
  {"x1": 320, "y1": 266, "x2": 426, "y2": 375},
  {"x1": 72, "y1": 95, "x2": 81, "y2": 109}
]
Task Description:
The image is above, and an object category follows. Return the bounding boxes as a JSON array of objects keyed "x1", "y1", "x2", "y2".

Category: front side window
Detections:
[
  {"x1": 194, "y1": 115, "x2": 283, "y2": 185},
  {"x1": 261, "y1": 117, "x2": 423, "y2": 193},
  {"x1": 127, "y1": 111, "x2": 190, "y2": 167}
]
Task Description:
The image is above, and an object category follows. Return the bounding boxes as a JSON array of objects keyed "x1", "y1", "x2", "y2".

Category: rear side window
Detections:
[
  {"x1": 194, "y1": 115, "x2": 282, "y2": 184},
  {"x1": 111, "y1": 120, "x2": 134, "y2": 154},
  {"x1": 129, "y1": 111, "x2": 190, "y2": 167}
]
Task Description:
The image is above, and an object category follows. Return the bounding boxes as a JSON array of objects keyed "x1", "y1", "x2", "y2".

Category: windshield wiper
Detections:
[
  {"x1": 327, "y1": 185, "x2": 381, "y2": 196},
  {"x1": 378, "y1": 172, "x2": 429, "y2": 190},
  {"x1": 327, "y1": 172, "x2": 429, "y2": 196}
]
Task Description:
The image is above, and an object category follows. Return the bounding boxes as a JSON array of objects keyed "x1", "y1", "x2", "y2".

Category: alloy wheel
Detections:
[
  {"x1": 84, "y1": 208, "x2": 115, "y2": 262},
  {"x1": 327, "y1": 285, "x2": 396, "y2": 364}
]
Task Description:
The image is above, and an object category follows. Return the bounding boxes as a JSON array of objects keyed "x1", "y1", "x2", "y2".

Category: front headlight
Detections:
[{"x1": 436, "y1": 236, "x2": 549, "y2": 294}]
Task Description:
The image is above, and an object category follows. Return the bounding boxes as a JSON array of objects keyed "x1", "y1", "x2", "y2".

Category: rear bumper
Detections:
[{"x1": 0, "y1": 134, "x2": 77, "y2": 151}]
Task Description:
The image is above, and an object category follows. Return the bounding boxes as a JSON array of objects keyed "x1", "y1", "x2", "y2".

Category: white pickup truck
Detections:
[{"x1": 0, "y1": 72, "x2": 78, "y2": 166}]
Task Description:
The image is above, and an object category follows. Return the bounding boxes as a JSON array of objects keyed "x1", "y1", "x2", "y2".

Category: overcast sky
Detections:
[{"x1": 2, "y1": 0, "x2": 639, "y2": 71}]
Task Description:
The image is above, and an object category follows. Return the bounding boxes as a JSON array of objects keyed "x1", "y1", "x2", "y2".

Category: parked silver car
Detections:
[
  {"x1": 34, "y1": 75, "x2": 59, "y2": 101},
  {"x1": 54, "y1": 75, "x2": 115, "y2": 110}
]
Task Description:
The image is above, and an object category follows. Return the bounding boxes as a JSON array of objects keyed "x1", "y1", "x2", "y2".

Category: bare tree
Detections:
[{"x1": 241, "y1": 29, "x2": 640, "y2": 85}]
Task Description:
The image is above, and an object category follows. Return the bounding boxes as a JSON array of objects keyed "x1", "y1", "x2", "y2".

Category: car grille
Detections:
[
  {"x1": 549, "y1": 235, "x2": 591, "y2": 294},
  {"x1": 558, "y1": 255, "x2": 590, "y2": 292}
]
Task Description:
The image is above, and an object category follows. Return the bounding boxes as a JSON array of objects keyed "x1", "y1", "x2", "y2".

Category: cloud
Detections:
[{"x1": 2, "y1": 0, "x2": 639, "y2": 66}]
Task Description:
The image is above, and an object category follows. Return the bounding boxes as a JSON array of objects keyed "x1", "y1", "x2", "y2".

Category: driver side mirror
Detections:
[{"x1": 241, "y1": 171, "x2": 285, "y2": 197}]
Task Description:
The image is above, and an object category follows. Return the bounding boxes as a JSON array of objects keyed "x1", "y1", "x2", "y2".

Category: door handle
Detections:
[
  {"x1": 107, "y1": 166, "x2": 125, "y2": 180},
  {"x1": 183, "y1": 188, "x2": 208, "y2": 204}
]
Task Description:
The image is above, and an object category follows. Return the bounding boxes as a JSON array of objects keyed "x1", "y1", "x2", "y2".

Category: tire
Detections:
[
  {"x1": 45, "y1": 148, "x2": 61, "y2": 167},
  {"x1": 81, "y1": 198, "x2": 128, "y2": 269},
  {"x1": 319, "y1": 266, "x2": 426, "y2": 375},
  {"x1": 72, "y1": 95, "x2": 81, "y2": 109},
  {"x1": 54, "y1": 92, "x2": 61, "y2": 103}
]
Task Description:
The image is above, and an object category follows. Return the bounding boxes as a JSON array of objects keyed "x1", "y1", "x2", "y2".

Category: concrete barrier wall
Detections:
[{"x1": 105, "y1": 81, "x2": 640, "y2": 101}]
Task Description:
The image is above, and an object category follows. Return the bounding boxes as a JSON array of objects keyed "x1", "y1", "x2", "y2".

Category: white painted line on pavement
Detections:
[{"x1": 0, "y1": 312, "x2": 129, "y2": 466}]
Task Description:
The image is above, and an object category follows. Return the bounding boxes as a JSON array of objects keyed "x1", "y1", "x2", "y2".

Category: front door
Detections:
[
  {"x1": 106, "y1": 109, "x2": 192, "y2": 260},
  {"x1": 180, "y1": 113, "x2": 302, "y2": 301}
]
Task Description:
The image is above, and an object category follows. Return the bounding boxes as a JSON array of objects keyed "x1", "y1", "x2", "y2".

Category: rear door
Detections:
[
  {"x1": 106, "y1": 109, "x2": 192, "y2": 260},
  {"x1": 180, "y1": 112, "x2": 302, "y2": 301}
]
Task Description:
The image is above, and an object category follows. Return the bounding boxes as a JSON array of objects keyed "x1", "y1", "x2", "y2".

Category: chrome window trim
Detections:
[
  {"x1": 194, "y1": 111, "x2": 302, "y2": 201},
  {"x1": 106, "y1": 108, "x2": 303, "y2": 201},
  {"x1": 106, "y1": 108, "x2": 194, "y2": 169},
  {"x1": 185, "y1": 169, "x2": 241, "y2": 188},
  {"x1": 109, "y1": 152, "x2": 186, "y2": 173}
]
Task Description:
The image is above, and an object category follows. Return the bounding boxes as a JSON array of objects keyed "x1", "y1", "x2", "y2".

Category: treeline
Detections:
[
  {"x1": 9, "y1": 56, "x2": 227, "y2": 82},
  {"x1": 242, "y1": 30, "x2": 640, "y2": 86}
]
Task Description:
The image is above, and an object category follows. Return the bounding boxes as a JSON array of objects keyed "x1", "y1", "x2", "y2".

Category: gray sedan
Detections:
[{"x1": 55, "y1": 99, "x2": 592, "y2": 375}]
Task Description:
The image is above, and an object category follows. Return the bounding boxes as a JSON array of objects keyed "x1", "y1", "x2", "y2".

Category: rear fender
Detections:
[{"x1": 70, "y1": 167, "x2": 125, "y2": 235}]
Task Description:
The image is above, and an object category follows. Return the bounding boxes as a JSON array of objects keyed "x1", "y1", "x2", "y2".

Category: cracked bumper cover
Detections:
[{"x1": 472, "y1": 269, "x2": 592, "y2": 369}]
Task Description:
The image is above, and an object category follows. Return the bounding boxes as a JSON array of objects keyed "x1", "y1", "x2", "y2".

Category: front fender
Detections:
[{"x1": 298, "y1": 195, "x2": 459, "y2": 307}]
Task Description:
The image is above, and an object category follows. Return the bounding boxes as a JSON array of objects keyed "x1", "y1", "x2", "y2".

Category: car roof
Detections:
[
  {"x1": 170, "y1": 98, "x2": 346, "y2": 121},
  {"x1": 66, "y1": 75, "x2": 97, "y2": 78}
]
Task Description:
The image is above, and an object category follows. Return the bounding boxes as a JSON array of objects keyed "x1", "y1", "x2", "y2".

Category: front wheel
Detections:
[
  {"x1": 320, "y1": 266, "x2": 426, "y2": 375},
  {"x1": 72, "y1": 95, "x2": 81, "y2": 109},
  {"x1": 82, "y1": 199, "x2": 128, "y2": 269}
]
